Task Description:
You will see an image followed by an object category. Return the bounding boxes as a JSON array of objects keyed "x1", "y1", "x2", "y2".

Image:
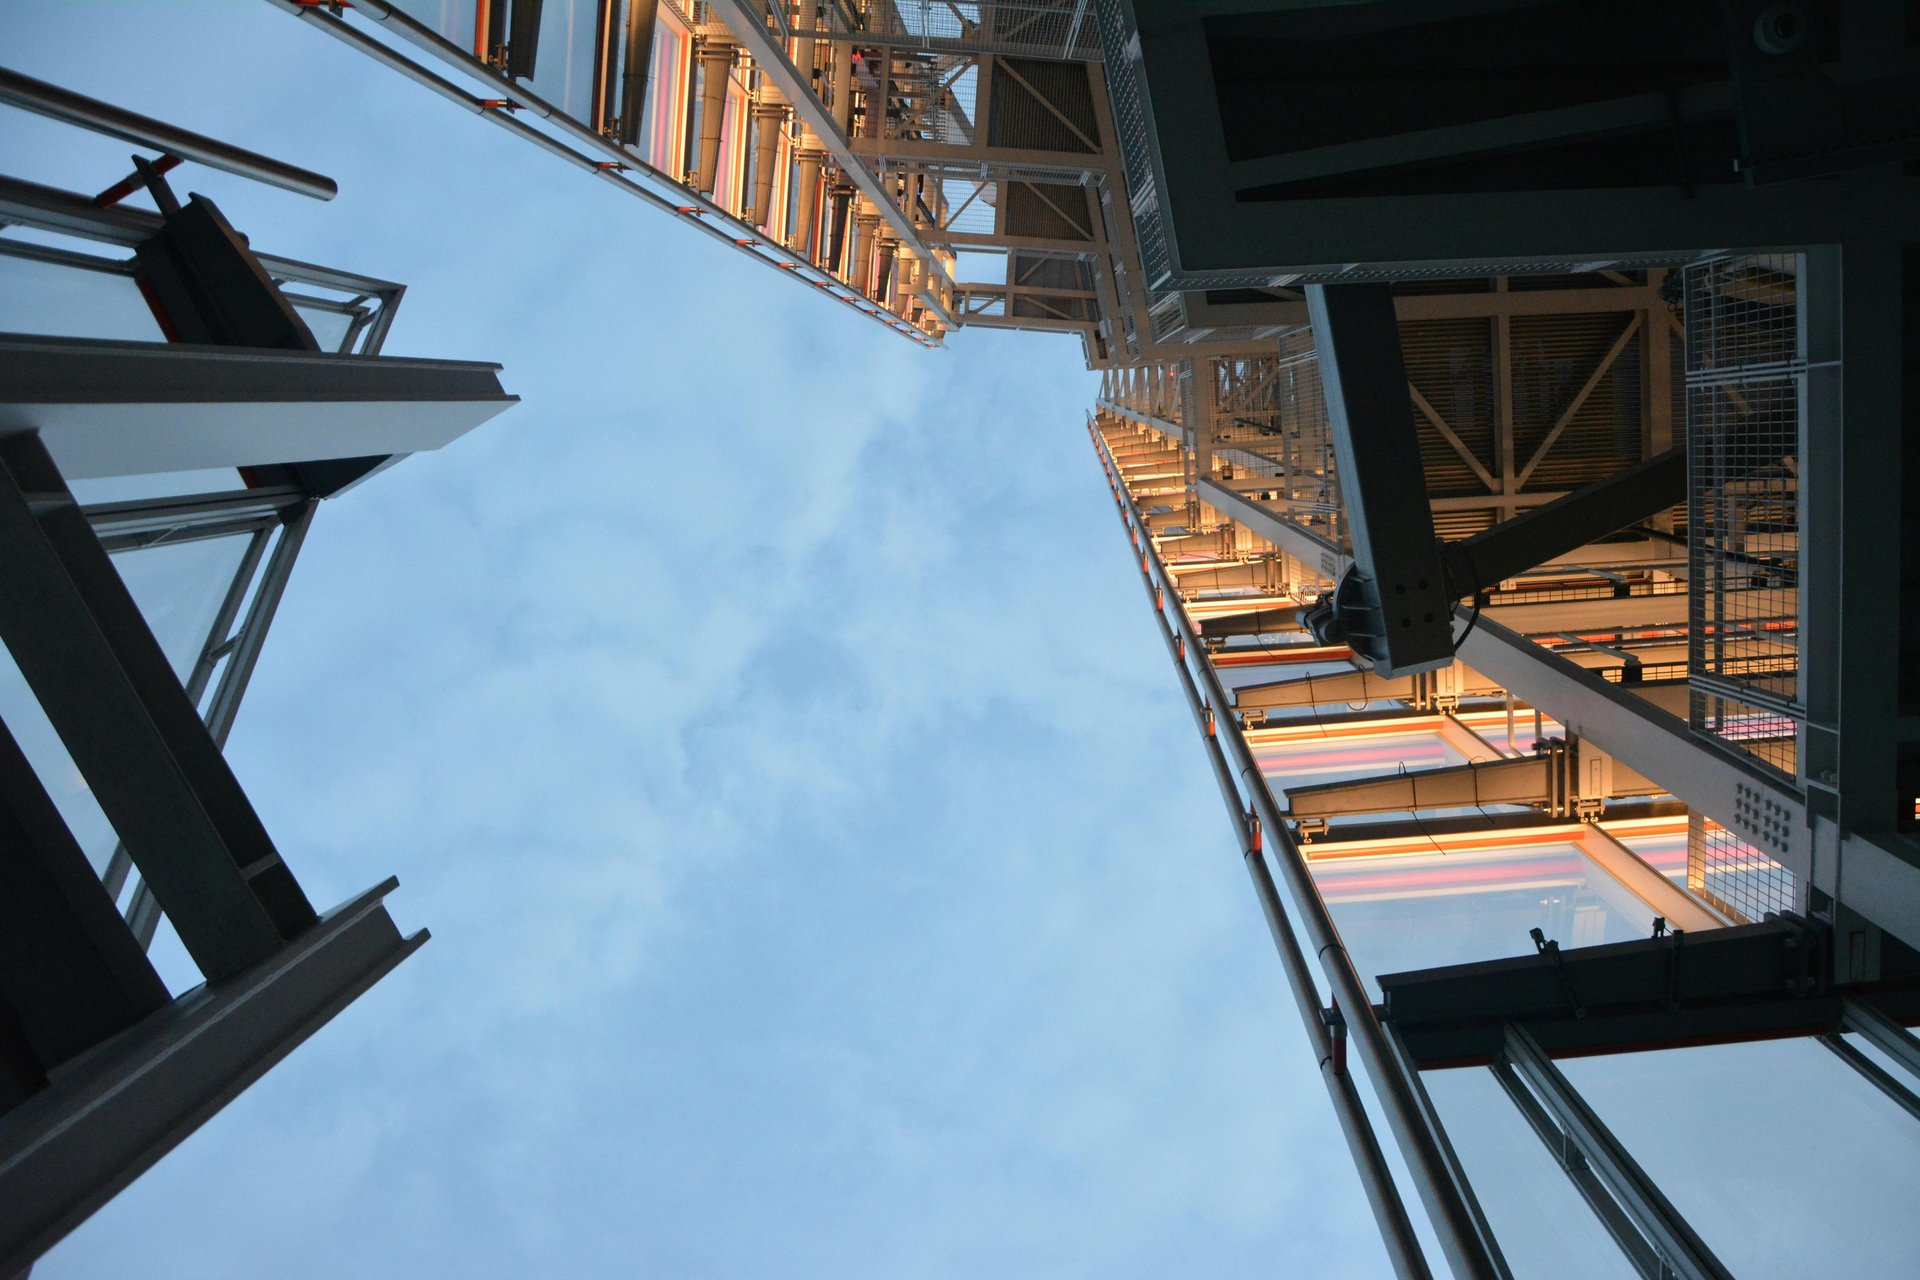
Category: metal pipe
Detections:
[
  {"x1": 792, "y1": 1, "x2": 817, "y2": 94},
  {"x1": 873, "y1": 238, "x2": 896, "y2": 307},
  {"x1": 830, "y1": 41, "x2": 855, "y2": 136},
  {"x1": 694, "y1": 38, "x2": 734, "y2": 196},
  {"x1": 750, "y1": 100, "x2": 786, "y2": 228},
  {"x1": 791, "y1": 133, "x2": 823, "y2": 258},
  {"x1": 1092, "y1": 418, "x2": 1511, "y2": 1280},
  {"x1": 826, "y1": 184, "x2": 852, "y2": 275},
  {"x1": 847, "y1": 197, "x2": 877, "y2": 289},
  {"x1": 1090, "y1": 419, "x2": 1434, "y2": 1280},
  {"x1": 0, "y1": 66, "x2": 337, "y2": 201},
  {"x1": 202, "y1": 501, "x2": 316, "y2": 748}
]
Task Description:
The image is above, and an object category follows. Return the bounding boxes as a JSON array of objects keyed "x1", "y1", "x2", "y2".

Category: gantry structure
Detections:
[
  {"x1": 8, "y1": 1, "x2": 1920, "y2": 1276},
  {"x1": 0, "y1": 67, "x2": 512, "y2": 1273}
]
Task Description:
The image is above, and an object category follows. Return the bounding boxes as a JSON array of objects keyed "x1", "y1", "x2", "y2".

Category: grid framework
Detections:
[{"x1": 1683, "y1": 253, "x2": 1804, "y2": 780}]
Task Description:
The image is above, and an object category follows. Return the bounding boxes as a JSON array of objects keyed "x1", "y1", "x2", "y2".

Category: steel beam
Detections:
[
  {"x1": 0, "y1": 719, "x2": 169, "y2": 1093},
  {"x1": 1570, "y1": 825, "x2": 1728, "y2": 934},
  {"x1": 0, "y1": 431, "x2": 308, "y2": 979},
  {"x1": 1237, "y1": 667, "x2": 1421, "y2": 712},
  {"x1": 1098, "y1": 399, "x2": 1183, "y2": 443},
  {"x1": 1439, "y1": 449, "x2": 1686, "y2": 595},
  {"x1": 1281, "y1": 745, "x2": 1658, "y2": 822},
  {"x1": 1458, "y1": 613, "x2": 1920, "y2": 946},
  {"x1": 1841, "y1": 997, "x2": 1920, "y2": 1082},
  {"x1": 1488, "y1": 1057, "x2": 1664, "y2": 1280},
  {"x1": 1819, "y1": 1034, "x2": 1920, "y2": 1125},
  {"x1": 1501, "y1": 1024, "x2": 1734, "y2": 1280},
  {"x1": 0, "y1": 879, "x2": 426, "y2": 1276},
  {"x1": 1478, "y1": 592, "x2": 1700, "y2": 634},
  {"x1": 1298, "y1": 803, "x2": 1687, "y2": 854},
  {"x1": 1195, "y1": 477, "x2": 1350, "y2": 584},
  {"x1": 1306, "y1": 283, "x2": 1453, "y2": 677},
  {"x1": 0, "y1": 335, "x2": 514, "y2": 480},
  {"x1": 704, "y1": 0, "x2": 953, "y2": 294}
]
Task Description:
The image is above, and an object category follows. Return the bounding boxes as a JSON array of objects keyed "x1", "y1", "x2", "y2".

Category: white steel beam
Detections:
[
  {"x1": 0, "y1": 337, "x2": 514, "y2": 479},
  {"x1": 704, "y1": 0, "x2": 958, "y2": 320},
  {"x1": 1458, "y1": 613, "x2": 1920, "y2": 945}
]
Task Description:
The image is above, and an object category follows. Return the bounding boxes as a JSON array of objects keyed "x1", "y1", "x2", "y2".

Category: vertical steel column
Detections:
[
  {"x1": 1501, "y1": 1024, "x2": 1733, "y2": 1280},
  {"x1": 750, "y1": 99, "x2": 787, "y2": 227},
  {"x1": 1090, "y1": 418, "x2": 1433, "y2": 1280},
  {"x1": 202, "y1": 502, "x2": 316, "y2": 749},
  {"x1": 792, "y1": 134, "x2": 824, "y2": 258},
  {"x1": 1097, "y1": 412, "x2": 1512, "y2": 1280}
]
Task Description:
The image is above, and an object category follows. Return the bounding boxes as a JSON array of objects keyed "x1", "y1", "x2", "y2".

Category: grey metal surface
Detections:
[
  {"x1": 0, "y1": 335, "x2": 514, "y2": 479},
  {"x1": 1305, "y1": 283, "x2": 1455, "y2": 678},
  {"x1": 1819, "y1": 1034, "x2": 1920, "y2": 1125},
  {"x1": 0, "y1": 880, "x2": 426, "y2": 1275},
  {"x1": 0, "y1": 430, "x2": 306, "y2": 979},
  {"x1": 1842, "y1": 998, "x2": 1920, "y2": 1082}
]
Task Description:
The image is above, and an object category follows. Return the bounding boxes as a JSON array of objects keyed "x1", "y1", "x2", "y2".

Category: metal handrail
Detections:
[{"x1": 0, "y1": 67, "x2": 338, "y2": 201}]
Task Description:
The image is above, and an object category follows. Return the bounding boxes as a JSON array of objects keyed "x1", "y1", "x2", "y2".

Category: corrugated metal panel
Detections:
[
  {"x1": 1402, "y1": 317, "x2": 1496, "y2": 499},
  {"x1": 1511, "y1": 312, "x2": 1640, "y2": 492},
  {"x1": 987, "y1": 58, "x2": 1099, "y2": 153},
  {"x1": 1004, "y1": 181, "x2": 1095, "y2": 241},
  {"x1": 1010, "y1": 253, "x2": 1091, "y2": 291}
]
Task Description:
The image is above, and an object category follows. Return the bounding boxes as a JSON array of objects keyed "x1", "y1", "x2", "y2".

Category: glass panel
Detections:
[
  {"x1": 0, "y1": 249, "x2": 164, "y2": 341},
  {"x1": 1425, "y1": 1067, "x2": 1639, "y2": 1280},
  {"x1": 638, "y1": 7, "x2": 693, "y2": 171},
  {"x1": 110, "y1": 534, "x2": 253, "y2": 681},
  {"x1": 527, "y1": 0, "x2": 602, "y2": 123},
  {"x1": 388, "y1": 0, "x2": 480, "y2": 46},
  {"x1": 0, "y1": 533, "x2": 252, "y2": 874},
  {"x1": 1563, "y1": 1038, "x2": 1920, "y2": 1276},
  {"x1": 289, "y1": 299, "x2": 358, "y2": 353},
  {"x1": 1615, "y1": 826, "x2": 1690, "y2": 888},
  {"x1": 69, "y1": 469, "x2": 248, "y2": 505},
  {"x1": 1310, "y1": 842, "x2": 1658, "y2": 1000},
  {"x1": 1257, "y1": 727, "x2": 1469, "y2": 795}
]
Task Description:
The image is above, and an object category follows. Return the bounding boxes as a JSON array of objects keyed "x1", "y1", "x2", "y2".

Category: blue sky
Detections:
[{"x1": 6, "y1": 3, "x2": 1388, "y2": 1276}]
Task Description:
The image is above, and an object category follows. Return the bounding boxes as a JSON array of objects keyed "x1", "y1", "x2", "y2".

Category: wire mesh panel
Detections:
[
  {"x1": 794, "y1": 0, "x2": 1103, "y2": 59},
  {"x1": 1684, "y1": 254, "x2": 1803, "y2": 780},
  {"x1": 1686, "y1": 812, "x2": 1802, "y2": 924}
]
